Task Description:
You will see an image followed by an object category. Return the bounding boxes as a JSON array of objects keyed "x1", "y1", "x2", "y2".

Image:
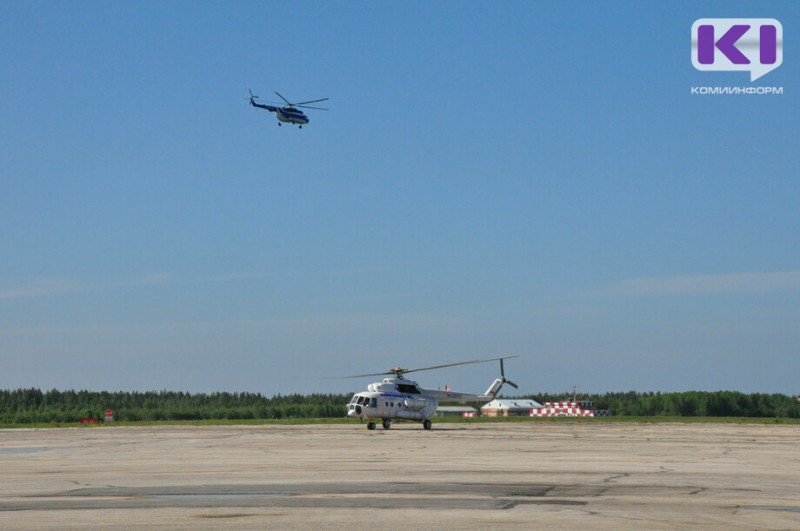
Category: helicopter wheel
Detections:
[
  {"x1": 423, "y1": 419, "x2": 432, "y2": 430},
  {"x1": 367, "y1": 422, "x2": 376, "y2": 430},
  {"x1": 382, "y1": 419, "x2": 391, "y2": 430}
]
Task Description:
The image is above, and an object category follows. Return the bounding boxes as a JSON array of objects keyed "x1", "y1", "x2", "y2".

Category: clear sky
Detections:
[{"x1": 2, "y1": 2, "x2": 798, "y2": 396}]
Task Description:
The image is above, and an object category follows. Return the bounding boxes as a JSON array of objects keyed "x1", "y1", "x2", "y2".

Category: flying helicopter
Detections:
[
  {"x1": 326, "y1": 356, "x2": 519, "y2": 430},
  {"x1": 248, "y1": 89, "x2": 329, "y2": 128}
]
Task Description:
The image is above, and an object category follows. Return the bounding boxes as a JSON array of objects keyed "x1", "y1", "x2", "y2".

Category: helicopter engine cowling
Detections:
[{"x1": 403, "y1": 397, "x2": 430, "y2": 410}]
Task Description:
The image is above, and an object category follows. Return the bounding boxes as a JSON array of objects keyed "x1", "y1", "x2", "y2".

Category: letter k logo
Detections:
[
  {"x1": 692, "y1": 19, "x2": 783, "y2": 81},
  {"x1": 697, "y1": 24, "x2": 750, "y2": 64}
]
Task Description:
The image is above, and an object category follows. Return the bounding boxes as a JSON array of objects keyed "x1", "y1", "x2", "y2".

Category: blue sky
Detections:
[{"x1": 2, "y1": 2, "x2": 798, "y2": 396}]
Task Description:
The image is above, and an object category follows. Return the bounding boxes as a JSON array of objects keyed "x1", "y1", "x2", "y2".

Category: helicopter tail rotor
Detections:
[
  {"x1": 248, "y1": 89, "x2": 260, "y2": 106},
  {"x1": 486, "y1": 357, "x2": 518, "y2": 398},
  {"x1": 500, "y1": 357, "x2": 519, "y2": 390}
]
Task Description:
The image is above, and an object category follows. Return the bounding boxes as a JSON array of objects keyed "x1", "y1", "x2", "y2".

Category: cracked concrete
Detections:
[{"x1": 1, "y1": 422, "x2": 798, "y2": 529}]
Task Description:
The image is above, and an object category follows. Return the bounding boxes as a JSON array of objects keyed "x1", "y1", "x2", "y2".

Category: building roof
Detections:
[
  {"x1": 481, "y1": 399, "x2": 543, "y2": 410},
  {"x1": 436, "y1": 406, "x2": 478, "y2": 413}
]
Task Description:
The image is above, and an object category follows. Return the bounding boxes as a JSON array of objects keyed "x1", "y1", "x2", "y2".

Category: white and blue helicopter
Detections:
[
  {"x1": 248, "y1": 89, "x2": 329, "y2": 128},
  {"x1": 329, "y1": 356, "x2": 519, "y2": 430}
]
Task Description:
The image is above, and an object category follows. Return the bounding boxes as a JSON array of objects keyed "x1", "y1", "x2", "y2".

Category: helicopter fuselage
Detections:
[
  {"x1": 346, "y1": 377, "x2": 503, "y2": 427},
  {"x1": 275, "y1": 106, "x2": 309, "y2": 125},
  {"x1": 347, "y1": 379, "x2": 437, "y2": 422},
  {"x1": 250, "y1": 102, "x2": 309, "y2": 125}
]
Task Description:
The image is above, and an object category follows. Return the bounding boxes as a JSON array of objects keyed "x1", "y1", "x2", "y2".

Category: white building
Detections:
[{"x1": 481, "y1": 398, "x2": 543, "y2": 417}]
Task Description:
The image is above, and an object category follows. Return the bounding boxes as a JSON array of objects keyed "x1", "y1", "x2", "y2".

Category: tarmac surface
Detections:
[{"x1": 1, "y1": 421, "x2": 799, "y2": 529}]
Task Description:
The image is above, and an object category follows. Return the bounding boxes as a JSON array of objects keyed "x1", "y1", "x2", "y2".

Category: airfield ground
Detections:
[{"x1": 0, "y1": 422, "x2": 798, "y2": 529}]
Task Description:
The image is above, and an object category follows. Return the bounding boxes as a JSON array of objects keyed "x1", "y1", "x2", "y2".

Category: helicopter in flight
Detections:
[
  {"x1": 327, "y1": 356, "x2": 519, "y2": 430},
  {"x1": 248, "y1": 89, "x2": 329, "y2": 128}
]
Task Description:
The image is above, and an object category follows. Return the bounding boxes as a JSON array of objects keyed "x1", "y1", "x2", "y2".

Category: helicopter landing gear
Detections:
[
  {"x1": 423, "y1": 419, "x2": 432, "y2": 430},
  {"x1": 367, "y1": 422, "x2": 376, "y2": 430},
  {"x1": 278, "y1": 122, "x2": 282, "y2": 126},
  {"x1": 382, "y1": 419, "x2": 392, "y2": 430},
  {"x1": 299, "y1": 125, "x2": 303, "y2": 129}
]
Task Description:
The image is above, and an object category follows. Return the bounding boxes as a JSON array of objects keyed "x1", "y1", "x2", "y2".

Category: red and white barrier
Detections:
[
  {"x1": 543, "y1": 401, "x2": 596, "y2": 409},
  {"x1": 530, "y1": 401, "x2": 611, "y2": 417}
]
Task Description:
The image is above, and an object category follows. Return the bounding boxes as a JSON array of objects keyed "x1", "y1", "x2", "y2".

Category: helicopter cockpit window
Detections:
[
  {"x1": 349, "y1": 395, "x2": 357, "y2": 404},
  {"x1": 370, "y1": 398, "x2": 377, "y2": 408}
]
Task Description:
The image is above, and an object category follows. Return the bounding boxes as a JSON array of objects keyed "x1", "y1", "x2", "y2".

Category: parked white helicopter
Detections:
[
  {"x1": 248, "y1": 89, "x2": 328, "y2": 128},
  {"x1": 328, "y1": 356, "x2": 519, "y2": 430}
]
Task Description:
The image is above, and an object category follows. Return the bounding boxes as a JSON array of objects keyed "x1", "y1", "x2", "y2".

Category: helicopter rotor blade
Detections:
[
  {"x1": 320, "y1": 370, "x2": 401, "y2": 380},
  {"x1": 403, "y1": 356, "x2": 518, "y2": 375},
  {"x1": 273, "y1": 93, "x2": 329, "y2": 109},
  {"x1": 321, "y1": 355, "x2": 518, "y2": 380},
  {"x1": 295, "y1": 97, "x2": 330, "y2": 106},
  {"x1": 274, "y1": 91, "x2": 292, "y2": 106}
]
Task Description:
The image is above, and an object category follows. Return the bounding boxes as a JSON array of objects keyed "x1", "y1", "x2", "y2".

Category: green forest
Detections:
[{"x1": 2, "y1": 388, "x2": 799, "y2": 424}]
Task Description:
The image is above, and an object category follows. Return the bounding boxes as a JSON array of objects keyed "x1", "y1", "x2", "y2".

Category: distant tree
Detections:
[{"x1": 2, "y1": 388, "x2": 798, "y2": 423}]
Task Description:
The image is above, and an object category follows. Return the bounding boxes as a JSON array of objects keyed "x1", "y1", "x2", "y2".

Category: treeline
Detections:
[
  {"x1": 2, "y1": 388, "x2": 799, "y2": 424},
  {"x1": 0, "y1": 389, "x2": 350, "y2": 424}
]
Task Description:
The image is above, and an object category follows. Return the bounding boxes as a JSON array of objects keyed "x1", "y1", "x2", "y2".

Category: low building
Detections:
[
  {"x1": 435, "y1": 406, "x2": 479, "y2": 417},
  {"x1": 481, "y1": 399, "x2": 543, "y2": 417}
]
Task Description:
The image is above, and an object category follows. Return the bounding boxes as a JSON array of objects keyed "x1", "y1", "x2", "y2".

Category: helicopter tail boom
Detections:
[{"x1": 484, "y1": 378, "x2": 505, "y2": 397}]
